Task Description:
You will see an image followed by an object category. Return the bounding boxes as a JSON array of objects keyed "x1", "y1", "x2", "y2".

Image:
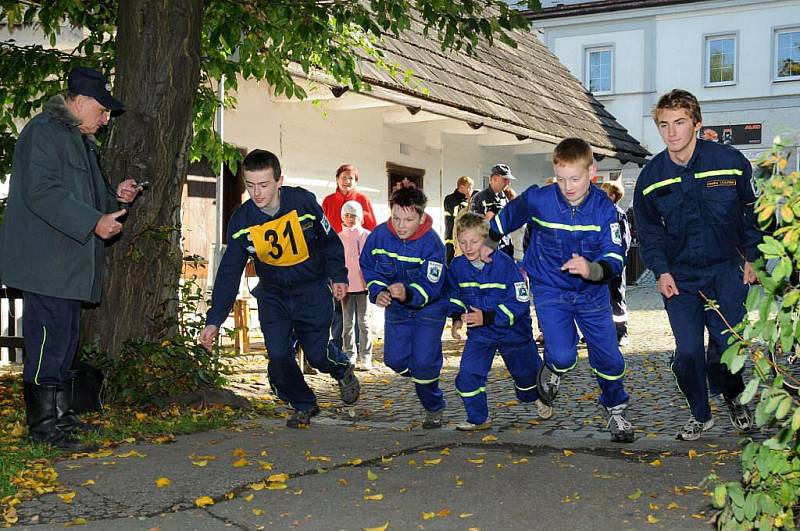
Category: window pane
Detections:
[
  {"x1": 586, "y1": 48, "x2": 612, "y2": 92},
  {"x1": 776, "y1": 30, "x2": 800, "y2": 78},
  {"x1": 707, "y1": 37, "x2": 735, "y2": 83}
]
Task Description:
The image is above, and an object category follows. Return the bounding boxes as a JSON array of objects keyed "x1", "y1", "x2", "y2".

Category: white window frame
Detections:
[
  {"x1": 584, "y1": 45, "x2": 614, "y2": 95},
  {"x1": 774, "y1": 26, "x2": 800, "y2": 82},
  {"x1": 703, "y1": 32, "x2": 738, "y2": 87}
]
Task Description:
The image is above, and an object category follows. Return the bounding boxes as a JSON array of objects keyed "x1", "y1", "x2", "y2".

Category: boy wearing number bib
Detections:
[
  {"x1": 360, "y1": 187, "x2": 449, "y2": 429},
  {"x1": 200, "y1": 150, "x2": 360, "y2": 428}
]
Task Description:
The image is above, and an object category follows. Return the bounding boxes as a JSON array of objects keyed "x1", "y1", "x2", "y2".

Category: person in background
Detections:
[
  {"x1": 0, "y1": 67, "x2": 140, "y2": 449},
  {"x1": 322, "y1": 164, "x2": 377, "y2": 350},
  {"x1": 443, "y1": 175, "x2": 474, "y2": 265},
  {"x1": 470, "y1": 163, "x2": 516, "y2": 257},
  {"x1": 601, "y1": 181, "x2": 631, "y2": 346},
  {"x1": 338, "y1": 200, "x2": 374, "y2": 371}
]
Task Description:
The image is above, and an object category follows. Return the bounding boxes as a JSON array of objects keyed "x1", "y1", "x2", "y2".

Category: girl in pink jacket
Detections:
[{"x1": 339, "y1": 201, "x2": 374, "y2": 370}]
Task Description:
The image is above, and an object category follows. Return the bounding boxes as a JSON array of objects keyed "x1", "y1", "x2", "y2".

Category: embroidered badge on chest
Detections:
[
  {"x1": 427, "y1": 261, "x2": 443, "y2": 283},
  {"x1": 610, "y1": 223, "x2": 622, "y2": 245},
  {"x1": 321, "y1": 215, "x2": 332, "y2": 234},
  {"x1": 514, "y1": 281, "x2": 529, "y2": 303}
]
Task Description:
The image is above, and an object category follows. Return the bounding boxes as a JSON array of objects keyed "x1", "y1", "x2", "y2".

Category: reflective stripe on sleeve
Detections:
[
  {"x1": 531, "y1": 217, "x2": 600, "y2": 232},
  {"x1": 498, "y1": 304, "x2": 514, "y2": 327},
  {"x1": 371, "y1": 249, "x2": 425, "y2": 264},
  {"x1": 642, "y1": 177, "x2": 682, "y2": 196},
  {"x1": 694, "y1": 169, "x2": 743, "y2": 179},
  {"x1": 409, "y1": 283, "x2": 429, "y2": 305}
]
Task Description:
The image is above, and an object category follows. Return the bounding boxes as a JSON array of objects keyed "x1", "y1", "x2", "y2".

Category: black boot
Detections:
[
  {"x1": 24, "y1": 382, "x2": 81, "y2": 449},
  {"x1": 56, "y1": 377, "x2": 91, "y2": 435}
]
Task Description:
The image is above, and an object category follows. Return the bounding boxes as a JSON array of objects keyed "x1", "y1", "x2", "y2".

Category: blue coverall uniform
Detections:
[
  {"x1": 490, "y1": 184, "x2": 630, "y2": 408},
  {"x1": 360, "y1": 216, "x2": 448, "y2": 412},
  {"x1": 447, "y1": 251, "x2": 542, "y2": 424},
  {"x1": 206, "y1": 186, "x2": 351, "y2": 412},
  {"x1": 634, "y1": 139, "x2": 761, "y2": 423}
]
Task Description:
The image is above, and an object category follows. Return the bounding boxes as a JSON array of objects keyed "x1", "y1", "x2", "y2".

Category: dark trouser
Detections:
[
  {"x1": 384, "y1": 307, "x2": 446, "y2": 412},
  {"x1": 456, "y1": 337, "x2": 540, "y2": 424},
  {"x1": 445, "y1": 242, "x2": 456, "y2": 265},
  {"x1": 22, "y1": 292, "x2": 81, "y2": 385},
  {"x1": 331, "y1": 300, "x2": 343, "y2": 349},
  {"x1": 258, "y1": 280, "x2": 351, "y2": 411},
  {"x1": 664, "y1": 263, "x2": 748, "y2": 423},
  {"x1": 608, "y1": 270, "x2": 628, "y2": 340},
  {"x1": 534, "y1": 286, "x2": 629, "y2": 408}
]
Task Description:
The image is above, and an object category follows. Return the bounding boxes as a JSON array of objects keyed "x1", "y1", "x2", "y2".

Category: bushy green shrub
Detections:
[{"x1": 713, "y1": 135, "x2": 800, "y2": 530}]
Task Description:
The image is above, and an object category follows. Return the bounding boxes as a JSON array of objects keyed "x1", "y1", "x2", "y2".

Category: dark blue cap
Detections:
[{"x1": 67, "y1": 67, "x2": 124, "y2": 111}]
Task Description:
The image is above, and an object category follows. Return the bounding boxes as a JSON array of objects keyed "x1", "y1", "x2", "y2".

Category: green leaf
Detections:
[
  {"x1": 730, "y1": 353, "x2": 747, "y2": 375},
  {"x1": 713, "y1": 484, "x2": 727, "y2": 508},
  {"x1": 775, "y1": 396, "x2": 793, "y2": 419},
  {"x1": 741, "y1": 377, "x2": 760, "y2": 404},
  {"x1": 791, "y1": 405, "x2": 800, "y2": 431}
]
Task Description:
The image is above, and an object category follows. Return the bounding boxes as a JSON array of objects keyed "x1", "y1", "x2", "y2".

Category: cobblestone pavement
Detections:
[{"x1": 228, "y1": 281, "x2": 757, "y2": 443}]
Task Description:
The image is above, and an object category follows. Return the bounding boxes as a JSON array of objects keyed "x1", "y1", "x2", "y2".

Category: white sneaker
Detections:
[
  {"x1": 535, "y1": 399, "x2": 553, "y2": 420},
  {"x1": 676, "y1": 416, "x2": 714, "y2": 441},
  {"x1": 455, "y1": 420, "x2": 492, "y2": 431}
]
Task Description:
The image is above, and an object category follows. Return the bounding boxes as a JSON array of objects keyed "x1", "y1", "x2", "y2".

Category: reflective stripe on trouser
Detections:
[
  {"x1": 608, "y1": 273, "x2": 628, "y2": 340},
  {"x1": 22, "y1": 292, "x2": 81, "y2": 386},
  {"x1": 257, "y1": 280, "x2": 351, "y2": 411},
  {"x1": 456, "y1": 337, "x2": 541, "y2": 424},
  {"x1": 664, "y1": 264, "x2": 747, "y2": 423},
  {"x1": 534, "y1": 287, "x2": 629, "y2": 408},
  {"x1": 384, "y1": 309, "x2": 446, "y2": 412}
]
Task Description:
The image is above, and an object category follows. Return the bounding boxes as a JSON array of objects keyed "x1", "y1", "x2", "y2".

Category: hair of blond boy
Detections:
[
  {"x1": 652, "y1": 89, "x2": 702, "y2": 125},
  {"x1": 552, "y1": 137, "x2": 593, "y2": 168},
  {"x1": 455, "y1": 212, "x2": 489, "y2": 240},
  {"x1": 601, "y1": 181, "x2": 624, "y2": 204},
  {"x1": 456, "y1": 175, "x2": 473, "y2": 188}
]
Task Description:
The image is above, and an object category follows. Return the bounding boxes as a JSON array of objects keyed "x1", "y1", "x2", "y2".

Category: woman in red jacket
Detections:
[{"x1": 322, "y1": 164, "x2": 377, "y2": 233}]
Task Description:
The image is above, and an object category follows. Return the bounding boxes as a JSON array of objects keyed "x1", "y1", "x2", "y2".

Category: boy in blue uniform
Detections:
[
  {"x1": 360, "y1": 187, "x2": 448, "y2": 428},
  {"x1": 634, "y1": 90, "x2": 759, "y2": 441},
  {"x1": 482, "y1": 138, "x2": 635, "y2": 443},
  {"x1": 448, "y1": 213, "x2": 552, "y2": 431},
  {"x1": 199, "y1": 149, "x2": 360, "y2": 429}
]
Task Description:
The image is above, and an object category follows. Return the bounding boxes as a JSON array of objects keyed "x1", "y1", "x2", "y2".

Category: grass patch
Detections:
[{"x1": 0, "y1": 373, "x2": 258, "y2": 524}]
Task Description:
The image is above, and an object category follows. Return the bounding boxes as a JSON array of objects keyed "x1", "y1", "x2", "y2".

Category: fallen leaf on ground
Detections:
[
  {"x1": 349, "y1": 458, "x2": 363, "y2": 465},
  {"x1": 252, "y1": 508, "x2": 264, "y2": 516},
  {"x1": 647, "y1": 515, "x2": 659, "y2": 524},
  {"x1": 437, "y1": 509, "x2": 452, "y2": 517},
  {"x1": 667, "y1": 502, "x2": 679, "y2": 510},
  {"x1": 195, "y1": 496, "x2": 214, "y2": 507},
  {"x1": 650, "y1": 459, "x2": 662, "y2": 467},
  {"x1": 363, "y1": 523, "x2": 389, "y2": 531},
  {"x1": 155, "y1": 478, "x2": 171, "y2": 488},
  {"x1": 422, "y1": 512, "x2": 435, "y2": 520},
  {"x1": 467, "y1": 458, "x2": 484, "y2": 464},
  {"x1": 424, "y1": 458, "x2": 442, "y2": 465},
  {"x1": 267, "y1": 482, "x2": 288, "y2": 490},
  {"x1": 233, "y1": 458, "x2": 250, "y2": 468},
  {"x1": 258, "y1": 460, "x2": 273, "y2": 470},
  {"x1": 563, "y1": 450, "x2": 574, "y2": 457},
  {"x1": 58, "y1": 492, "x2": 76, "y2": 503},
  {"x1": 481, "y1": 435, "x2": 498, "y2": 442},
  {"x1": 268, "y1": 473, "x2": 289, "y2": 483},
  {"x1": 460, "y1": 513, "x2": 474, "y2": 518},
  {"x1": 192, "y1": 460, "x2": 208, "y2": 467},
  {"x1": 233, "y1": 448, "x2": 246, "y2": 457},
  {"x1": 116, "y1": 450, "x2": 146, "y2": 458},
  {"x1": 687, "y1": 449, "x2": 698, "y2": 459},
  {"x1": 244, "y1": 494, "x2": 254, "y2": 501},
  {"x1": 64, "y1": 517, "x2": 88, "y2": 526},
  {"x1": 364, "y1": 494, "x2": 384, "y2": 501},
  {"x1": 367, "y1": 469, "x2": 379, "y2": 481},
  {"x1": 628, "y1": 489, "x2": 642, "y2": 500},
  {"x1": 81, "y1": 479, "x2": 95, "y2": 486},
  {"x1": 249, "y1": 482, "x2": 266, "y2": 491}
]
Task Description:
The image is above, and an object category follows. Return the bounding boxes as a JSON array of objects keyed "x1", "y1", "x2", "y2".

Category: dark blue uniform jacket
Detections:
[
  {"x1": 633, "y1": 139, "x2": 760, "y2": 278},
  {"x1": 206, "y1": 186, "x2": 347, "y2": 327}
]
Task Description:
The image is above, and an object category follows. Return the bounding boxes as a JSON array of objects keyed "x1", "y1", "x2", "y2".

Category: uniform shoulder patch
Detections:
[
  {"x1": 610, "y1": 223, "x2": 622, "y2": 245},
  {"x1": 427, "y1": 261, "x2": 443, "y2": 283},
  {"x1": 514, "y1": 281, "x2": 529, "y2": 303},
  {"x1": 321, "y1": 215, "x2": 332, "y2": 234}
]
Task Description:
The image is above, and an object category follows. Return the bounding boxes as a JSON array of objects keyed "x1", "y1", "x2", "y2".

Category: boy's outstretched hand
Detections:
[
  {"x1": 464, "y1": 306, "x2": 484, "y2": 327},
  {"x1": 199, "y1": 324, "x2": 219, "y2": 352},
  {"x1": 561, "y1": 253, "x2": 590, "y2": 279},
  {"x1": 376, "y1": 290, "x2": 393, "y2": 307},
  {"x1": 479, "y1": 244, "x2": 495, "y2": 263},
  {"x1": 332, "y1": 282, "x2": 348, "y2": 301},
  {"x1": 387, "y1": 282, "x2": 406, "y2": 301},
  {"x1": 451, "y1": 319, "x2": 464, "y2": 339}
]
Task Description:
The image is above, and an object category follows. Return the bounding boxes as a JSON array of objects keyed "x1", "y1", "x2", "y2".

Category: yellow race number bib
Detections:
[{"x1": 248, "y1": 210, "x2": 310, "y2": 267}]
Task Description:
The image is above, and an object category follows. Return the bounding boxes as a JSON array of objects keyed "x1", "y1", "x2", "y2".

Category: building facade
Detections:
[{"x1": 530, "y1": 0, "x2": 800, "y2": 207}]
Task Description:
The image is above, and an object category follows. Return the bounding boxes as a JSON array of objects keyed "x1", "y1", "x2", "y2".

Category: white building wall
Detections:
[{"x1": 537, "y1": 0, "x2": 800, "y2": 158}]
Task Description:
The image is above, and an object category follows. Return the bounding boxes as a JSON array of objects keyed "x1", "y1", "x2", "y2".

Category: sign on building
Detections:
[{"x1": 698, "y1": 123, "x2": 762, "y2": 146}]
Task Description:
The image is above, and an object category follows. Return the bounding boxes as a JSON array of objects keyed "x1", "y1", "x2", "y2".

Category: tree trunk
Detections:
[{"x1": 80, "y1": 0, "x2": 202, "y2": 356}]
